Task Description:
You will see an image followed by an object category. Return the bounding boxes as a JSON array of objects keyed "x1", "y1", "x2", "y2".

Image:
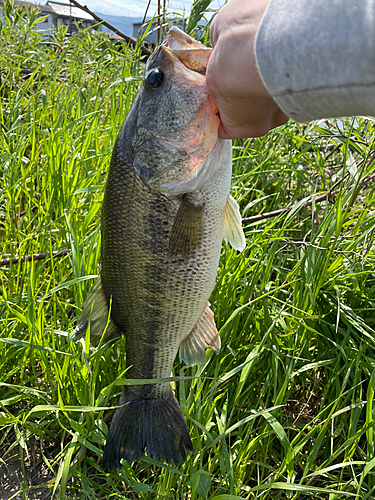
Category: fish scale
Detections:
[
  {"x1": 74, "y1": 27, "x2": 246, "y2": 470},
  {"x1": 102, "y1": 137, "x2": 231, "y2": 386}
]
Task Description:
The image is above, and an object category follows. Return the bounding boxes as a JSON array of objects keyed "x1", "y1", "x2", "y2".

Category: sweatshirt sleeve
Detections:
[{"x1": 255, "y1": 0, "x2": 375, "y2": 122}]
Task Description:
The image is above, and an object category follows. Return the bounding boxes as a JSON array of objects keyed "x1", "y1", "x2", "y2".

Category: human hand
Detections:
[{"x1": 206, "y1": 0, "x2": 288, "y2": 139}]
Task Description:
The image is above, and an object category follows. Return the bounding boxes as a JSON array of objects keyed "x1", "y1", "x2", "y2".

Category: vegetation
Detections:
[{"x1": 1, "y1": 1, "x2": 375, "y2": 498}]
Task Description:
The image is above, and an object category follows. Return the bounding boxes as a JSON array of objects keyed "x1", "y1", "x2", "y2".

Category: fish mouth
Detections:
[
  {"x1": 146, "y1": 27, "x2": 214, "y2": 91},
  {"x1": 163, "y1": 26, "x2": 205, "y2": 51},
  {"x1": 161, "y1": 27, "x2": 212, "y2": 76}
]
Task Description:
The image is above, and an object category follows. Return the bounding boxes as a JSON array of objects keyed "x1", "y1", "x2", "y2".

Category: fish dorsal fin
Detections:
[
  {"x1": 179, "y1": 302, "x2": 221, "y2": 365},
  {"x1": 74, "y1": 277, "x2": 120, "y2": 347},
  {"x1": 169, "y1": 192, "x2": 205, "y2": 258},
  {"x1": 223, "y1": 195, "x2": 246, "y2": 252}
]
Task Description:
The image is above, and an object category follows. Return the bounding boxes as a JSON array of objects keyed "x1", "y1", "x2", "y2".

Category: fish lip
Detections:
[
  {"x1": 162, "y1": 47, "x2": 212, "y2": 76},
  {"x1": 163, "y1": 26, "x2": 207, "y2": 51},
  {"x1": 151, "y1": 27, "x2": 212, "y2": 76}
]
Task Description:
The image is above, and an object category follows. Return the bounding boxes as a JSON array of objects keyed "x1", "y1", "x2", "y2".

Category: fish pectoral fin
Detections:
[
  {"x1": 74, "y1": 276, "x2": 120, "y2": 347},
  {"x1": 169, "y1": 192, "x2": 205, "y2": 258},
  {"x1": 223, "y1": 195, "x2": 246, "y2": 252},
  {"x1": 179, "y1": 302, "x2": 220, "y2": 366}
]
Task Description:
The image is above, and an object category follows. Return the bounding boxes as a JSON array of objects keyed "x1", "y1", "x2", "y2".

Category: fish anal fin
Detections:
[
  {"x1": 223, "y1": 195, "x2": 246, "y2": 252},
  {"x1": 169, "y1": 192, "x2": 205, "y2": 258},
  {"x1": 74, "y1": 276, "x2": 120, "y2": 347},
  {"x1": 179, "y1": 302, "x2": 220, "y2": 365}
]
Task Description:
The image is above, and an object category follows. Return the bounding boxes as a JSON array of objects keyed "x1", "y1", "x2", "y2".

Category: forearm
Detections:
[{"x1": 256, "y1": 0, "x2": 375, "y2": 122}]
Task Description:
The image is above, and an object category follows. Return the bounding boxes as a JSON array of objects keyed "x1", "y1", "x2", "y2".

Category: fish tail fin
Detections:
[{"x1": 102, "y1": 388, "x2": 194, "y2": 471}]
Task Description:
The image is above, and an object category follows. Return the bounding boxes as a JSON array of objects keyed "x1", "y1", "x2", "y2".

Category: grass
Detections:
[{"x1": 2, "y1": 1, "x2": 375, "y2": 498}]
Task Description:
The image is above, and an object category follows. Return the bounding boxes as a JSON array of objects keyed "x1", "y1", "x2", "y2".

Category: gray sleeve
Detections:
[{"x1": 255, "y1": 0, "x2": 375, "y2": 122}]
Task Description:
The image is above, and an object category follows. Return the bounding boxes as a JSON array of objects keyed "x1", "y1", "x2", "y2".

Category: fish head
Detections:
[{"x1": 131, "y1": 27, "x2": 221, "y2": 194}]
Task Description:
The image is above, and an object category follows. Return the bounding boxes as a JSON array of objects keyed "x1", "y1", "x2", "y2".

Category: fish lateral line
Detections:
[{"x1": 114, "y1": 375, "x2": 222, "y2": 386}]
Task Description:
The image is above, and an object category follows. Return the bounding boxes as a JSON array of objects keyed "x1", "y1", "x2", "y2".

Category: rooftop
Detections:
[
  {"x1": 46, "y1": 0, "x2": 94, "y2": 21},
  {"x1": 1, "y1": 0, "x2": 94, "y2": 20}
]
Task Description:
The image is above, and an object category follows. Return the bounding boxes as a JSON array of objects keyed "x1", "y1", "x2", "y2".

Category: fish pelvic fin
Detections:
[
  {"x1": 102, "y1": 388, "x2": 194, "y2": 471},
  {"x1": 179, "y1": 302, "x2": 220, "y2": 365},
  {"x1": 169, "y1": 192, "x2": 205, "y2": 258},
  {"x1": 223, "y1": 195, "x2": 246, "y2": 252},
  {"x1": 74, "y1": 276, "x2": 120, "y2": 347}
]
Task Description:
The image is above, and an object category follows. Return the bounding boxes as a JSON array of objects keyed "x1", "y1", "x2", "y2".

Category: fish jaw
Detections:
[{"x1": 152, "y1": 26, "x2": 213, "y2": 75}]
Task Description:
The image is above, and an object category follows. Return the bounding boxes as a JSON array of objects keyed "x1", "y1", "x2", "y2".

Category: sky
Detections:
[{"x1": 84, "y1": 0, "x2": 223, "y2": 19}]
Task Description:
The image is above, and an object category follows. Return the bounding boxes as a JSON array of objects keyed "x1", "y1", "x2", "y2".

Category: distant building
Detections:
[
  {"x1": 47, "y1": 1, "x2": 95, "y2": 33},
  {"x1": 0, "y1": 0, "x2": 96, "y2": 33}
]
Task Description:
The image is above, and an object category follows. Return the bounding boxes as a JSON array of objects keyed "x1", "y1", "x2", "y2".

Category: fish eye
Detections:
[{"x1": 144, "y1": 68, "x2": 164, "y2": 91}]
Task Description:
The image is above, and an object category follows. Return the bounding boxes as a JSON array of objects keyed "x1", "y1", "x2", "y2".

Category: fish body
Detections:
[{"x1": 75, "y1": 28, "x2": 245, "y2": 471}]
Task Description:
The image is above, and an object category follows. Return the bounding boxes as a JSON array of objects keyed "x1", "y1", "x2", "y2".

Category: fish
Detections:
[{"x1": 74, "y1": 27, "x2": 246, "y2": 471}]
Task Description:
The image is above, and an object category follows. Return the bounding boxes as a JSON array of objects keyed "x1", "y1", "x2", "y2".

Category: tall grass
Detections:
[{"x1": 1, "y1": 2, "x2": 375, "y2": 498}]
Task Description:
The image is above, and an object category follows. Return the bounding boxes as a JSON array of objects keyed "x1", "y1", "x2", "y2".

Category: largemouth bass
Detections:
[{"x1": 75, "y1": 27, "x2": 246, "y2": 471}]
